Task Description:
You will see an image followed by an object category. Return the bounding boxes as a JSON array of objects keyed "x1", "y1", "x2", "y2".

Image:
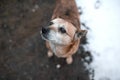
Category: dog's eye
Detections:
[
  {"x1": 49, "y1": 21, "x2": 53, "y2": 25},
  {"x1": 59, "y1": 27, "x2": 66, "y2": 33}
]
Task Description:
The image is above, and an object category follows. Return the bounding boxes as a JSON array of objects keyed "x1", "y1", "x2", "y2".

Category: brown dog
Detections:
[{"x1": 41, "y1": 0, "x2": 87, "y2": 64}]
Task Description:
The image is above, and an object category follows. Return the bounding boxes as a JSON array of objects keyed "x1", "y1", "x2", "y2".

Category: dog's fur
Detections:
[{"x1": 41, "y1": 0, "x2": 87, "y2": 64}]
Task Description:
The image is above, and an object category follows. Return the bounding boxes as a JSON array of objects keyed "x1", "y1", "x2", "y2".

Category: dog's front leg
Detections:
[
  {"x1": 47, "y1": 50, "x2": 53, "y2": 57},
  {"x1": 46, "y1": 41, "x2": 53, "y2": 57},
  {"x1": 66, "y1": 56, "x2": 73, "y2": 64}
]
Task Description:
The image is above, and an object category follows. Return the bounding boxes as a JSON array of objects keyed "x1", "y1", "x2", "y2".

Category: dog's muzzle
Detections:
[{"x1": 41, "y1": 27, "x2": 50, "y2": 40}]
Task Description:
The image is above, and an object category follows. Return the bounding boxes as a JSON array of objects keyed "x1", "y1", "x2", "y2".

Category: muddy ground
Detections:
[{"x1": 0, "y1": 0, "x2": 92, "y2": 80}]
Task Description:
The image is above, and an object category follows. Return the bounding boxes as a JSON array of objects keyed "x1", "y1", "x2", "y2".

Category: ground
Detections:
[{"x1": 0, "y1": 0, "x2": 92, "y2": 80}]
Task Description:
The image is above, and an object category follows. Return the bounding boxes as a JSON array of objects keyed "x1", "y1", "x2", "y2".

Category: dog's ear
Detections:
[{"x1": 74, "y1": 30, "x2": 87, "y2": 40}]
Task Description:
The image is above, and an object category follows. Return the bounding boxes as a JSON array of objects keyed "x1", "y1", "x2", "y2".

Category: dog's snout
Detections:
[{"x1": 42, "y1": 27, "x2": 50, "y2": 34}]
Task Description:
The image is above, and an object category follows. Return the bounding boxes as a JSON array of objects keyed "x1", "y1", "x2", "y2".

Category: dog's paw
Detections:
[
  {"x1": 47, "y1": 51, "x2": 53, "y2": 57},
  {"x1": 66, "y1": 56, "x2": 73, "y2": 64}
]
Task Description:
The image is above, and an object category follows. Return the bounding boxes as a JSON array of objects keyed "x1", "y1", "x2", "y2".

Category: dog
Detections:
[{"x1": 41, "y1": 0, "x2": 87, "y2": 64}]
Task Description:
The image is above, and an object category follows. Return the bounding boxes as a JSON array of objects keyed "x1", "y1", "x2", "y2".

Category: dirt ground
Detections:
[{"x1": 0, "y1": 0, "x2": 93, "y2": 80}]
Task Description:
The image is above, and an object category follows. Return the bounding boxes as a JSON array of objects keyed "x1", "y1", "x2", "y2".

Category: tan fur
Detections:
[
  {"x1": 49, "y1": 26, "x2": 57, "y2": 32},
  {"x1": 44, "y1": 0, "x2": 85, "y2": 64},
  {"x1": 52, "y1": 0, "x2": 80, "y2": 29}
]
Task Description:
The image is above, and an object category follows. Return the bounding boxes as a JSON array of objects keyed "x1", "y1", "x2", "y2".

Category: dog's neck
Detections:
[{"x1": 50, "y1": 39, "x2": 80, "y2": 57}]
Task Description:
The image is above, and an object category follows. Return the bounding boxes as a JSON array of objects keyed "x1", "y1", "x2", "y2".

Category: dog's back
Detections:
[{"x1": 52, "y1": 0, "x2": 80, "y2": 30}]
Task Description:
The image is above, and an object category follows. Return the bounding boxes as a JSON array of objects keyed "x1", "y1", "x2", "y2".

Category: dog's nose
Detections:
[{"x1": 42, "y1": 27, "x2": 50, "y2": 34}]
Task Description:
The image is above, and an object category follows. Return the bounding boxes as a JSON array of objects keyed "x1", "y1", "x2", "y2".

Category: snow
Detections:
[{"x1": 76, "y1": 0, "x2": 120, "y2": 80}]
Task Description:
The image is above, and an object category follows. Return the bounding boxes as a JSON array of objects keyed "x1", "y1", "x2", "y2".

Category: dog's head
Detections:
[{"x1": 41, "y1": 18, "x2": 87, "y2": 45}]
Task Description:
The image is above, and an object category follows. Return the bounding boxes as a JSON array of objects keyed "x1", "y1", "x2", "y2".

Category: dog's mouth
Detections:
[{"x1": 40, "y1": 31, "x2": 49, "y2": 40}]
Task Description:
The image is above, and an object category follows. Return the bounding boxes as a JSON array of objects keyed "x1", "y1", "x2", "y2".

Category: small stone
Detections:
[
  {"x1": 9, "y1": 39, "x2": 12, "y2": 43},
  {"x1": 34, "y1": 5, "x2": 39, "y2": 9},
  {"x1": 46, "y1": 65, "x2": 49, "y2": 68},
  {"x1": 56, "y1": 64, "x2": 61, "y2": 69},
  {"x1": 32, "y1": 9, "x2": 35, "y2": 12}
]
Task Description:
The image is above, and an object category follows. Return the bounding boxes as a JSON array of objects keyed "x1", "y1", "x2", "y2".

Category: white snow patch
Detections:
[{"x1": 76, "y1": 0, "x2": 120, "y2": 80}]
